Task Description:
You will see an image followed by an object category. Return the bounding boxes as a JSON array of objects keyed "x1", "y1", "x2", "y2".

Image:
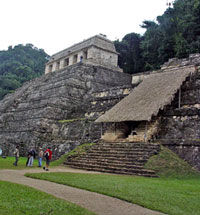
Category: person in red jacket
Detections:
[{"x1": 43, "y1": 147, "x2": 52, "y2": 171}]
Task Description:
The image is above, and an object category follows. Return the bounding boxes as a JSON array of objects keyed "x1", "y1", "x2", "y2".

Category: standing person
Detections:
[
  {"x1": 43, "y1": 147, "x2": 52, "y2": 171},
  {"x1": 26, "y1": 149, "x2": 31, "y2": 166},
  {"x1": 38, "y1": 148, "x2": 43, "y2": 167},
  {"x1": 27, "y1": 148, "x2": 36, "y2": 167},
  {"x1": 80, "y1": 55, "x2": 83, "y2": 62},
  {"x1": 13, "y1": 146, "x2": 19, "y2": 166}
]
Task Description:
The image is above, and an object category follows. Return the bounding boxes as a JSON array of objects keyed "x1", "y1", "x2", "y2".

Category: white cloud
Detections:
[{"x1": 0, "y1": 0, "x2": 167, "y2": 55}]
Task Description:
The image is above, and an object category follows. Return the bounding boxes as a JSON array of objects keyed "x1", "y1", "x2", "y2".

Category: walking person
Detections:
[
  {"x1": 27, "y1": 148, "x2": 36, "y2": 167},
  {"x1": 38, "y1": 148, "x2": 43, "y2": 167},
  {"x1": 13, "y1": 146, "x2": 19, "y2": 166},
  {"x1": 43, "y1": 147, "x2": 52, "y2": 171}
]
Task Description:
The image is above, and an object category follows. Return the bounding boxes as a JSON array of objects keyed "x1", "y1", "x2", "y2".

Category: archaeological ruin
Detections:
[
  {"x1": 1, "y1": 35, "x2": 200, "y2": 176},
  {"x1": 45, "y1": 34, "x2": 122, "y2": 74}
]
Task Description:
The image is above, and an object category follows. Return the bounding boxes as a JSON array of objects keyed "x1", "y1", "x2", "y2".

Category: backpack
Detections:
[{"x1": 45, "y1": 151, "x2": 49, "y2": 159}]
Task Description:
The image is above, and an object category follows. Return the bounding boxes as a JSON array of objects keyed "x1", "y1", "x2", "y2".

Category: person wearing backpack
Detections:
[
  {"x1": 43, "y1": 147, "x2": 52, "y2": 171},
  {"x1": 27, "y1": 148, "x2": 36, "y2": 167}
]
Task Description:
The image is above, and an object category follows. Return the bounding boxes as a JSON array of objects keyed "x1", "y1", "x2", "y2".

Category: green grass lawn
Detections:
[
  {"x1": 25, "y1": 172, "x2": 200, "y2": 215},
  {"x1": 2, "y1": 145, "x2": 200, "y2": 215},
  {"x1": 0, "y1": 156, "x2": 59, "y2": 169},
  {"x1": 0, "y1": 143, "x2": 95, "y2": 169},
  {"x1": 25, "y1": 146, "x2": 200, "y2": 215},
  {"x1": 0, "y1": 180, "x2": 95, "y2": 215},
  {"x1": 0, "y1": 156, "x2": 34, "y2": 169}
]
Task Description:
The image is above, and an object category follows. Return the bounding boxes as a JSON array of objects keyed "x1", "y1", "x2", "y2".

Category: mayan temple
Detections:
[
  {"x1": 45, "y1": 34, "x2": 122, "y2": 74},
  {"x1": 1, "y1": 35, "x2": 200, "y2": 176},
  {"x1": 0, "y1": 35, "x2": 132, "y2": 158}
]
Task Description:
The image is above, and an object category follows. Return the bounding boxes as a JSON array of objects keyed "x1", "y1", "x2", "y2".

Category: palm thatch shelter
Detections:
[{"x1": 96, "y1": 65, "x2": 195, "y2": 142}]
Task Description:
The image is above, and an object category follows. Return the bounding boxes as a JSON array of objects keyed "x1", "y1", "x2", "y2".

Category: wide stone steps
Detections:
[
  {"x1": 86, "y1": 150, "x2": 156, "y2": 157},
  {"x1": 65, "y1": 160, "x2": 144, "y2": 169},
  {"x1": 66, "y1": 163, "x2": 157, "y2": 177},
  {"x1": 88, "y1": 146, "x2": 158, "y2": 151},
  {"x1": 98, "y1": 143, "x2": 159, "y2": 150},
  {"x1": 69, "y1": 155, "x2": 148, "y2": 164},
  {"x1": 65, "y1": 142, "x2": 160, "y2": 177},
  {"x1": 91, "y1": 148, "x2": 158, "y2": 153},
  {"x1": 68, "y1": 156, "x2": 148, "y2": 165},
  {"x1": 76, "y1": 153, "x2": 151, "y2": 161}
]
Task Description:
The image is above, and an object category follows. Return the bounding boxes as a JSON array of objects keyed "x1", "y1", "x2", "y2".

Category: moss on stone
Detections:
[
  {"x1": 58, "y1": 118, "x2": 86, "y2": 123},
  {"x1": 51, "y1": 143, "x2": 96, "y2": 166},
  {"x1": 145, "y1": 145, "x2": 200, "y2": 178}
]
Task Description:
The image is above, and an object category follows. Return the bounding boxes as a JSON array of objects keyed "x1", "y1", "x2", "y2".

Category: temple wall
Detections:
[
  {"x1": 158, "y1": 70, "x2": 200, "y2": 170},
  {"x1": 0, "y1": 63, "x2": 132, "y2": 160},
  {"x1": 88, "y1": 47, "x2": 117, "y2": 66}
]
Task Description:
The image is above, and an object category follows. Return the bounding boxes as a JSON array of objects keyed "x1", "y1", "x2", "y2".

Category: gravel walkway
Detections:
[{"x1": 0, "y1": 167, "x2": 164, "y2": 215}]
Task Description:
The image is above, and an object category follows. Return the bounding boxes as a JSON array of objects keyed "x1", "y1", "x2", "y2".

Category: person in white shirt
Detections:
[{"x1": 13, "y1": 146, "x2": 19, "y2": 166}]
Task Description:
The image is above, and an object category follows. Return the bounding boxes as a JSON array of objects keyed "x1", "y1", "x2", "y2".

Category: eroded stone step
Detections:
[
  {"x1": 67, "y1": 157, "x2": 144, "y2": 166},
  {"x1": 78, "y1": 153, "x2": 151, "y2": 160},
  {"x1": 65, "y1": 160, "x2": 144, "y2": 169},
  {"x1": 93, "y1": 145, "x2": 160, "y2": 151},
  {"x1": 86, "y1": 151, "x2": 157, "y2": 157},
  {"x1": 98, "y1": 142, "x2": 159, "y2": 147},
  {"x1": 66, "y1": 164, "x2": 157, "y2": 177},
  {"x1": 88, "y1": 147, "x2": 159, "y2": 153},
  {"x1": 67, "y1": 156, "x2": 148, "y2": 165}
]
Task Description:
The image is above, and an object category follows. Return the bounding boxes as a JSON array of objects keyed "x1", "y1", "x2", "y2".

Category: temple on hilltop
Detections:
[{"x1": 45, "y1": 34, "x2": 122, "y2": 74}]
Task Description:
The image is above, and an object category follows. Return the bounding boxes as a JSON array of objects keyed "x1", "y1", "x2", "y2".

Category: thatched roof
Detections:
[{"x1": 96, "y1": 66, "x2": 195, "y2": 123}]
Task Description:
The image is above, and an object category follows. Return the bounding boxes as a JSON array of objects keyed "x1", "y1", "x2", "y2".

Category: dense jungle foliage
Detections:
[
  {"x1": 115, "y1": 0, "x2": 200, "y2": 74},
  {"x1": 0, "y1": 44, "x2": 49, "y2": 100},
  {"x1": 0, "y1": 0, "x2": 199, "y2": 99}
]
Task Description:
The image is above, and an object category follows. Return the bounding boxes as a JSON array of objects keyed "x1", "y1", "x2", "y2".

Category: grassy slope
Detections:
[
  {"x1": 25, "y1": 145, "x2": 200, "y2": 215},
  {"x1": 145, "y1": 145, "x2": 200, "y2": 178},
  {"x1": 0, "y1": 180, "x2": 95, "y2": 215},
  {"x1": 50, "y1": 143, "x2": 95, "y2": 167}
]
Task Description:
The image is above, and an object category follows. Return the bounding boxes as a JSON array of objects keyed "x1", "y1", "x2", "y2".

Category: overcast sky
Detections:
[{"x1": 0, "y1": 0, "x2": 168, "y2": 55}]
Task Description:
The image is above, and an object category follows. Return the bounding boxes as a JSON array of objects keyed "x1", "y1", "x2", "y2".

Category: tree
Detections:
[
  {"x1": 0, "y1": 44, "x2": 49, "y2": 100},
  {"x1": 114, "y1": 33, "x2": 144, "y2": 74},
  {"x1": 139, "y1": 0, "x2": 200, "y2": 70},
  {"x1": 140, "y1": 21, "x2": 162, "y2": 71}
]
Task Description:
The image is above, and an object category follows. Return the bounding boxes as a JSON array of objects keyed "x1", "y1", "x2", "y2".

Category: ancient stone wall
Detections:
[
  {"x1": 0, "y1": 63, "x2": 132, "y2": 159},
  {"x1": 158, "y1": 69, "x2": 200, "y2": 169}
]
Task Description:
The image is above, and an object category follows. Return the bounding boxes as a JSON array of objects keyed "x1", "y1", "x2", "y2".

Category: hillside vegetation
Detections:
[
  {"x1": 115, "y1": 0, "x2": 200, "y2": 74},
  {"x1": 0, "y1": 44, "x2": 49, "y2": 100}
]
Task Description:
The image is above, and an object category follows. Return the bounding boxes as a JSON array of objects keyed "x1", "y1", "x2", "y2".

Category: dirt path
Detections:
[{"x1": 0, "y1": 167, "x2": 164, "y2": 215}]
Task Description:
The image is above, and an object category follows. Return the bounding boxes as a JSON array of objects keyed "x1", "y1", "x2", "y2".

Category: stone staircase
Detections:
[{"x1": 64, "y1": 142, "x2": 160, "y2": 177}]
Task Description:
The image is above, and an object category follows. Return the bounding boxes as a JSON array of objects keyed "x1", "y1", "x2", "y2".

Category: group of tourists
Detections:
[{"x1": 13, "y1": 146, "x2": 52, "y2": 171}]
